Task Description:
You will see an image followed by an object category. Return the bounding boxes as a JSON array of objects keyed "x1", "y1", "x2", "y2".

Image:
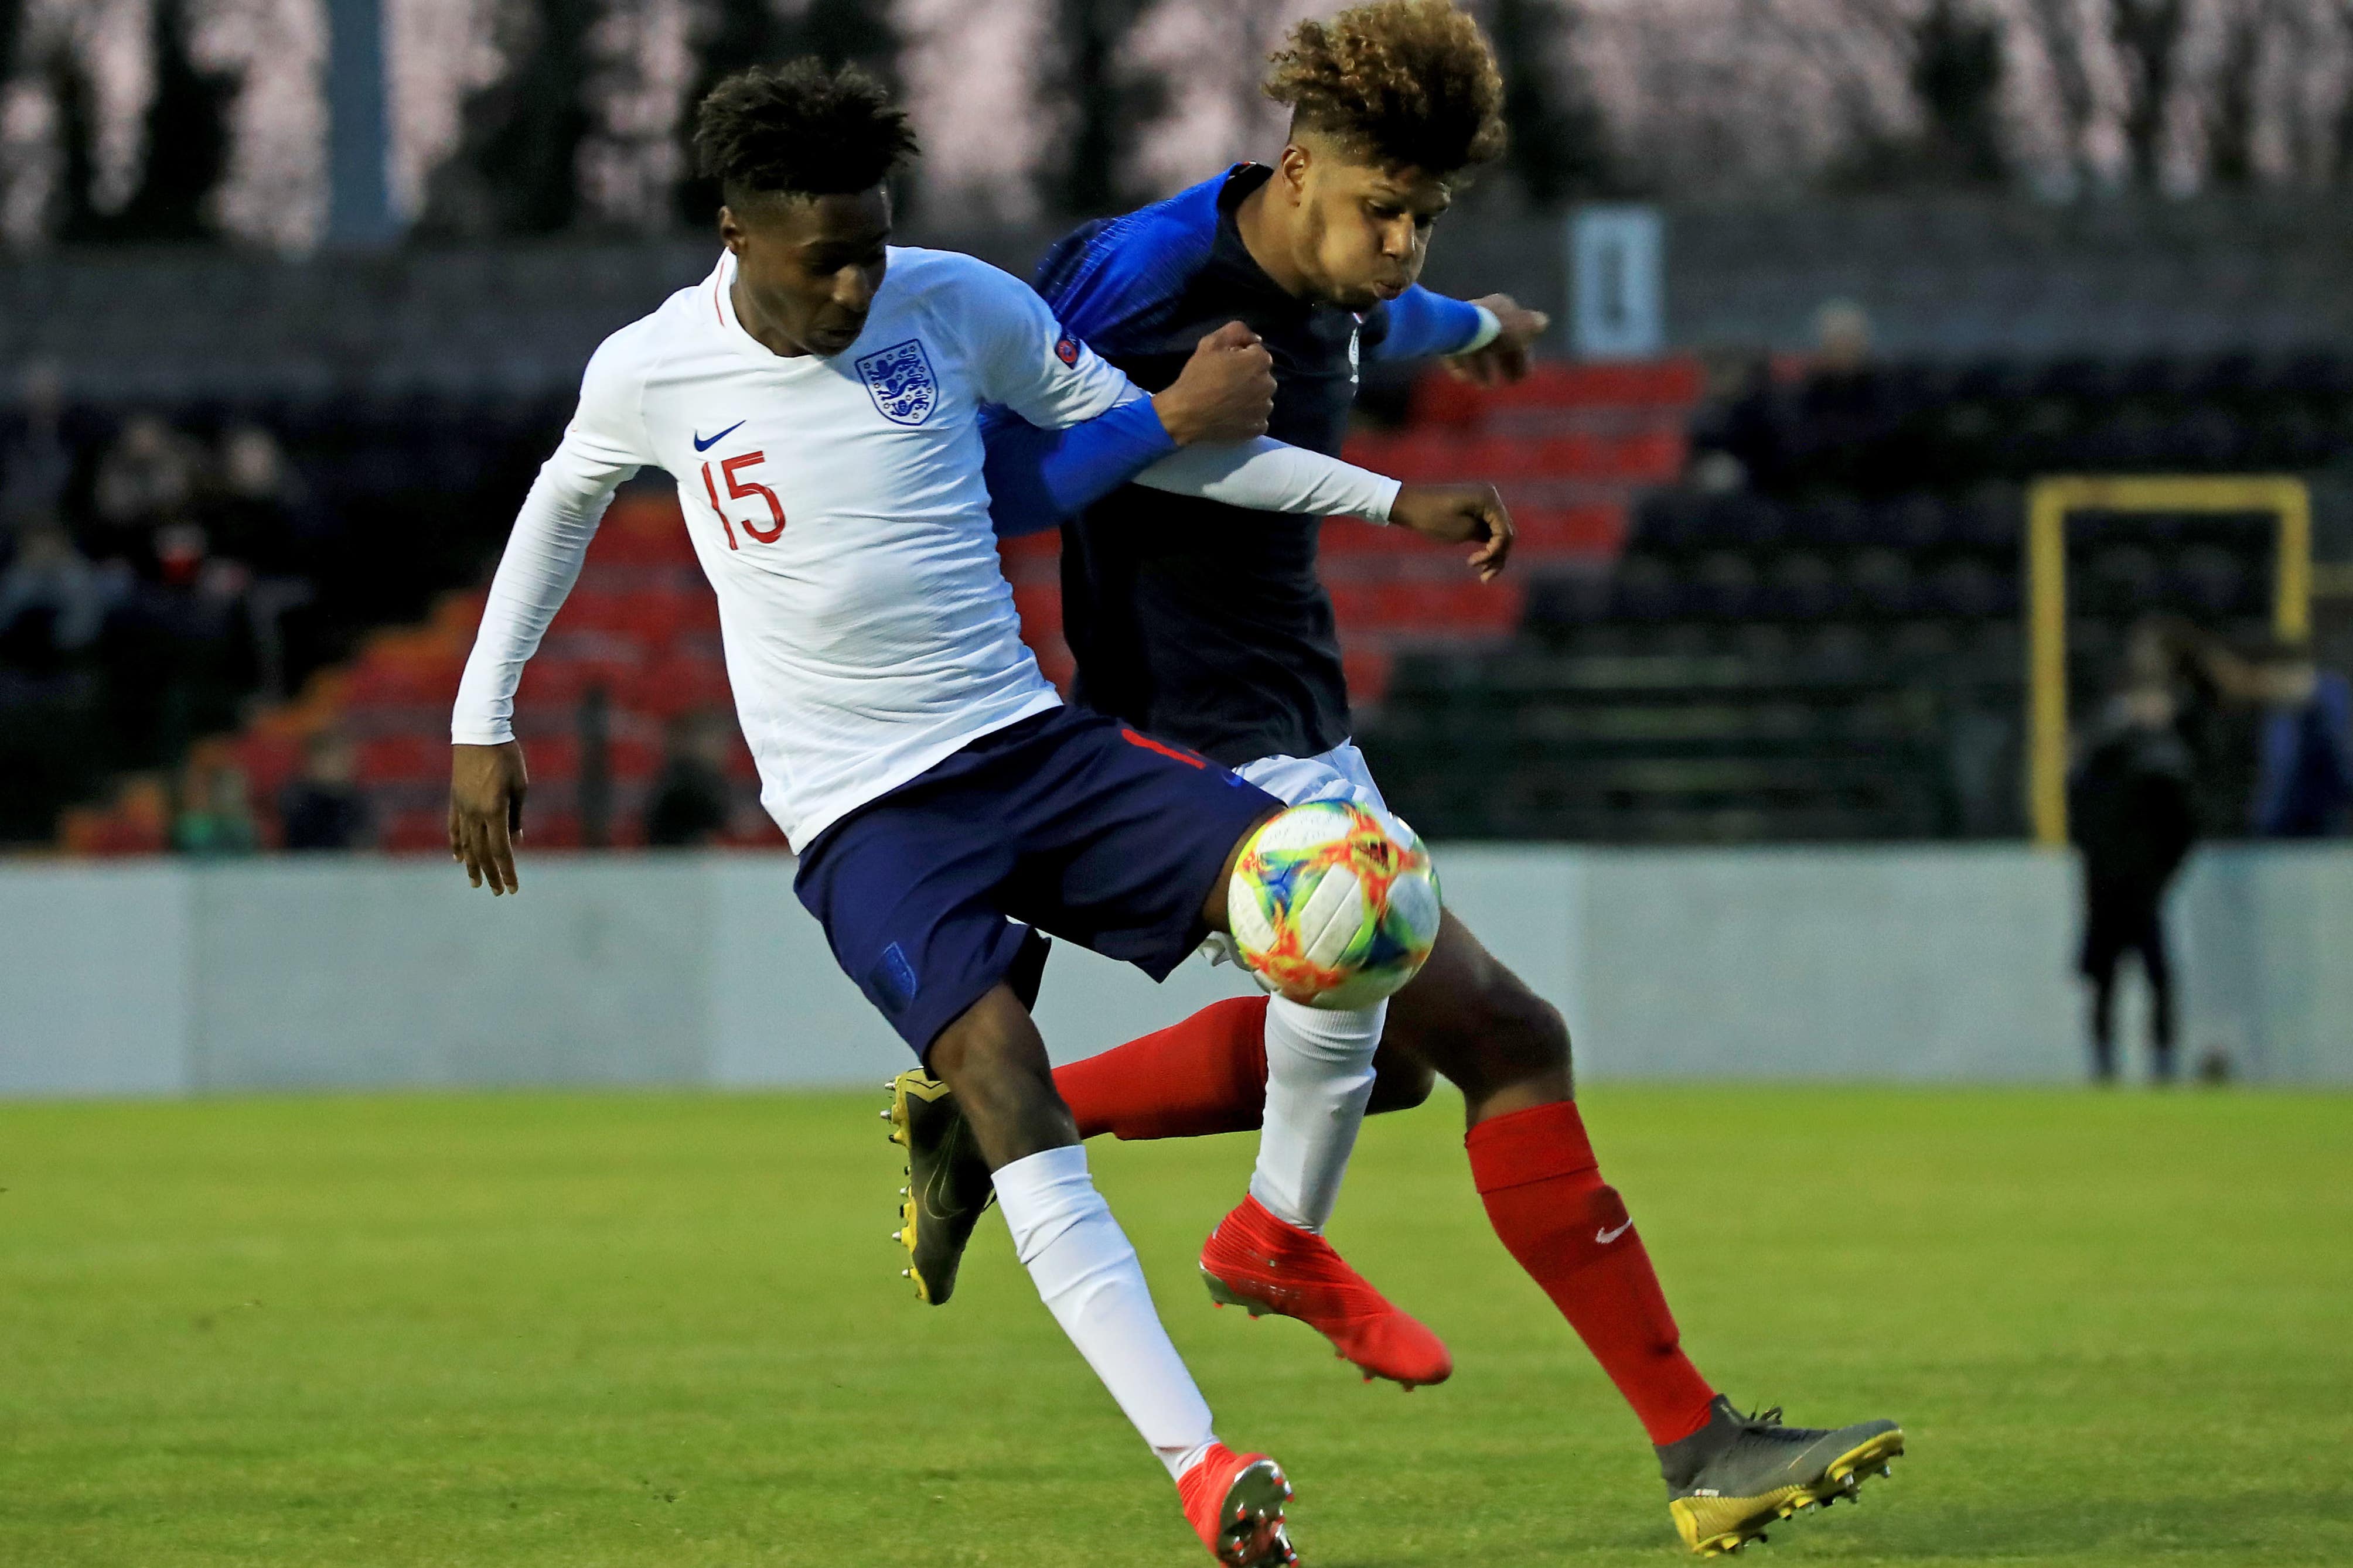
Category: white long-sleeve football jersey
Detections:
[{"x1": 452, "y1": 246, "x2": 1400, "y2": 850}]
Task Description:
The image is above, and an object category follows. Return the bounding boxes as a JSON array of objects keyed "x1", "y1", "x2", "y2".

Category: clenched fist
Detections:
[{"x1": 1152, "y1": 320, "x2": 1277, "y2": 445}]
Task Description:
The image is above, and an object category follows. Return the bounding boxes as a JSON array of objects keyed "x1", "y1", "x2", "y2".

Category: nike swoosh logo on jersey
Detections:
[
  {"x1": 1595, "y1": 1219, "x2": 1634, "y2": 1244},
  {"x1": 692, "y1": 420, "x2": 746, "y2": 451}
]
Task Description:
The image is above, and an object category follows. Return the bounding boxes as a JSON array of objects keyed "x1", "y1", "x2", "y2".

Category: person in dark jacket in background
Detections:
[
  {"x1": 2070, "y1": 681, "x2": 2200, "y2": 1084},
  {"x1": 279, "y1": 729, "x2": 371, "y2": 850},
  {"x1": 643, "y1": 709, "x2": 736, "y2": 848},
  {"x1": 2242, "y1": 638, "x2": 2353, "y2": 838}
]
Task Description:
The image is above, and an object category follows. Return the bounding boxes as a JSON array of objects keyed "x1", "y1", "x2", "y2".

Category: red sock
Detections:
[
  {"x1": 1468, "y1": 1100, "x2": 1716, "y2": 1445},
  {"x1": 1053, "y1": 996, "x2": 1270, "y2": 1141}
]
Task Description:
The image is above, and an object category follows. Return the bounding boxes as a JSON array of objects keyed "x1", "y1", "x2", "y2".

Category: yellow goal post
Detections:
[{"x1": 2025, "y1": 475, "x2": 2312, "y2": 847}]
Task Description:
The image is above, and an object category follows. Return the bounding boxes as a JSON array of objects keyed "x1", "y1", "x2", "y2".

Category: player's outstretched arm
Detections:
[
  {"x1": 1389, "y1": 482, "x2": 1515, "y2": 581},
  {"x1": 1367, "y1": 285, "x2": 1549, "y2": 387},
  {"x1": 448, "y1": 331, "x2": 652, "y2": 894},
  {"x1": 983, "y1": 321, "x2": 1273, "y2": 538},
  {"x1": 1444, "y1": 293, "x2": 1550, "y2": 388}
]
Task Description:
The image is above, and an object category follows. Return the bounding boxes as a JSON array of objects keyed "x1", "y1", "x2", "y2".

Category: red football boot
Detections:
[
  {"x1": 1178, "y1": 1443, "x2": 1298, "y2": 1568},
  {"x1": 1199, "y1": 1195, "x2": 1454, "y2": 1389}
]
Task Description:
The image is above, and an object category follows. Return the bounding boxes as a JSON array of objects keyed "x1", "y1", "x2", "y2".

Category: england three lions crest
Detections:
[{"x1": 856, "y1": 339, "x2": 939, "y2": 427}]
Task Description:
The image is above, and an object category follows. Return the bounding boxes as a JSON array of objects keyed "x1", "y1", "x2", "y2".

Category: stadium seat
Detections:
[
  {"x1": 1849, "y1": 549, "x2": 1922, "y2": 619},
  {"x1": 1690, "y1": 552, "x2": 1761, "y2": 621},
  {"x1": 356, "y1": 734, "x2": 448, "y2": 785},
  {"x1": 1762, "y1": 553, "x2": 1844, "y2": 621},
  {"x1": 1611, "y1": 556, "x2": 1681, "y2": 622},
  {"x1": 622, "y1": 655, "x2": 734, "y2": 720}
]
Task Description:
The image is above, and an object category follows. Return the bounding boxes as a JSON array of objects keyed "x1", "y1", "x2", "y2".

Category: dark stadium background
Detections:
[{"x1": 4, "y1": 0, "x2": 2349, "y2": 855}]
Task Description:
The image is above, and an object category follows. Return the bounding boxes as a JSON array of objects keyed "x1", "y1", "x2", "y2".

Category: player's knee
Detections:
[
  {"x1": 1464, "y1": 978, "x2": 1571, "y2": 1084},
  {"x1": 1366, "y1": 1054, "x2": 1437, "y2": 1115},
  {"x1": 929, "y1": 990, "x2": 1056, "y2": 1112}
]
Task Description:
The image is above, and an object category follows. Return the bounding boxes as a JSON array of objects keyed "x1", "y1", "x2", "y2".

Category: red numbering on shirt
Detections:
[{"x1": 699, "y1": 453, "x2": 786, "y2": 548}]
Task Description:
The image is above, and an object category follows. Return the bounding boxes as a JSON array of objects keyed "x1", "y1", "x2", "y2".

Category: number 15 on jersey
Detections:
[{"x1": 700, "y1": 453, "x2": 786, "y2": 548}]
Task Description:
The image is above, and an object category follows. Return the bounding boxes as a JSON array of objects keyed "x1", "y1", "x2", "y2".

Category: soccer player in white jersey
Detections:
[{"x1": 445, "y1": 60, "x2": 1510, "y2": 1567}]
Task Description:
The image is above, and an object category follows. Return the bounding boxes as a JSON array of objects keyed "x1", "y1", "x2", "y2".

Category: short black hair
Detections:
[{"x1": 693, "y1": 59, "x2": 918, "y2": 206}]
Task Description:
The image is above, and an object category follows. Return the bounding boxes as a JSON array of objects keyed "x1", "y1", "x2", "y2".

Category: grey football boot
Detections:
[
  {"x1": 883, "y1": 1069, "x2": 993, "y2": 1304},
  {"x1": 1658, "y1": 1395, "x2": 1904, "y2": 1556}
]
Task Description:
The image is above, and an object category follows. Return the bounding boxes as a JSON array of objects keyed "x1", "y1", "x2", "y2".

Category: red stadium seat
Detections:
[
  {"x1": 1341, "y1": 641, "x2": 1393, "y2": 703},
  {"x1": 1527, "y1": 430, "x2": 1686, "y2": 483},
  {"x1": 524, "y1": 734, "x2": 582, "y2": 781},
  {"x1": 1025, "y1": 630, "x2": 1075, "y2": 692},
  {"x1": 1406, "y1": 358, "x2": 1706, "y2": 426},
  {"x1": 1328, "y1": 572, "x2": 1524, "y2": 636},
  {"x1": 1511, "y1": 503, "x2": 1628, "y2": 557},
  {"x1": 622, "y1": 654, "x2": 733, "y2": 720},
  {"x1": 231, "y1": 732, "x2": 306, "y2": 798},
  {"x1": 515, "y1": 657, "x2": 585, "y2": 706},
  {"x1": 592, "y1": 493, "x2": 697, "y2": 566},
  {"x1": 606, "y1": 736, "x2": 662, "y2": 783},
  {"x1": 1317, "y1": 517, "x2": 1425, "y2": 558},
  {"x1": 999, "y1": 531, "x2": 1060, "y2": 569},
  {"x1": 356, "y1": 733, "x2": 447, "y2": 784},
  {"x1": 1012, "y1": 583, "x2": 1063, "y2": 639},
  {"x1": 343, "y1": 654, "x2": 465, "y2": 707},
  {"x1": 377, "y1": 809, "x2": 448, "y2": 855}
]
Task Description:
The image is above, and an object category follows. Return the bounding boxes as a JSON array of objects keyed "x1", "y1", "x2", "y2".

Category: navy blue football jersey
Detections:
[{"x1": 1034, "y1": 163, "x2": 1478, "y2": 766}]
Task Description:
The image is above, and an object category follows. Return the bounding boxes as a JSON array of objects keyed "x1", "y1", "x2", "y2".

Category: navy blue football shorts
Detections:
[{"x1": 793, "y1": 705, "x2": 1281, "y2": 1057}]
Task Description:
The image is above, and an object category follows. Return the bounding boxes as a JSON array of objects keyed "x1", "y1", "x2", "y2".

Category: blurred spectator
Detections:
[
  {"x1": 1687, "y1": 349, "x2": 1774, "y2": 493},
  {"x1": 173, "y1": 754, "x2": 260, "y2": 856},
  {"x1": 2070, "y1": 681, "x2": 2199, "y2": 1085},
  {"x1": 1, "y1": 360, "x2": 74, "y2": 551},
  {"x1": 644, "y1": 709, "x2": 736, "y2": 847},
  {"x1": 91, "y1": 414, "x2": 204, "y2": 571},
  {"x1": 0, "y1": 528, "x2": 122, "y2": 674},
  {"x1": 202, "y1": 424, "x2": 304, "y2": 575},
  {"x1": 278, "y1": 730, "x2": 373, "y2": 851},
  {"x1": 1787, "y1": 300, "x2": 1902, "y2": 493},
  {"x1": 1686, "y1": 306, "x2": 1899, "y2": 496},
  {"x1": 1684, "y1": 347, "x2": 1771, "y2": 493},
  {"x1": 1815, "y1": 300, "x2": 1872, "y2": 371},
  {"x1": 2239, "y1": 639, "x2": 2353, "y2": 838},
  {"x1": 2129, "y1": 616, "x2": 2258, "y2": 836},
  {"x1": 203, "y1": 423, "x2": 313, "y2": 699}
]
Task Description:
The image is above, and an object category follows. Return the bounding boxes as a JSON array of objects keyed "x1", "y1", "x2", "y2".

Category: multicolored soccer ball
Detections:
[{"x1": 1227, "y1": 800, "x2": 1441, "y2": 1010}]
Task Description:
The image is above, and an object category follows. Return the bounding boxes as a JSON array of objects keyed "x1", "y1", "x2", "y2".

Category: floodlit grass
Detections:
[{"x1": 2, "y1": 1085, "x2": 2348, "y2": 1566}]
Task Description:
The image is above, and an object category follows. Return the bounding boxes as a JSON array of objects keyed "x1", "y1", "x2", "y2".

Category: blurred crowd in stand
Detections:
[
  {"x1": 162, "y1": 709, "x2": 752, "y2": 857},
  {"x1": 0, "y1": 362, "x2": 316, "y2": 839},
  {"x1": 0, "y1": 363, "x2": 576, "y2": 849}
]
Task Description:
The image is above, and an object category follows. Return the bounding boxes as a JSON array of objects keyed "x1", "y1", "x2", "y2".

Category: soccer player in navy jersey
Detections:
[{"x1": 894, "y1": 3, "x2": 1902, "y2": 1554}]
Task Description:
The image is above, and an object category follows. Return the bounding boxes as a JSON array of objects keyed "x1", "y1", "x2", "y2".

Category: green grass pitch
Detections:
[{"x1": 4, "y1": 1085, "x2": 2348, "y2": 1566}]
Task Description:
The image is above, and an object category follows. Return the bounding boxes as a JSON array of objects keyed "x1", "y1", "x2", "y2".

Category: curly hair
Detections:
[
  {"x1": 693, "y1": 59, "x2": 918, "y2": 203},
  {"x1": 1264, "y1": 0, "x2": 1506, "y2": 175}
]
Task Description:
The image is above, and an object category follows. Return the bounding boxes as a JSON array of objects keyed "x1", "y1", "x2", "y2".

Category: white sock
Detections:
[
  {"x1": 1247, "y1": 996, "x2": 1386, "y2": 1232},
  {"x1": 992, "y1": 1145, "x2": 1218, "y2": 1479}
]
